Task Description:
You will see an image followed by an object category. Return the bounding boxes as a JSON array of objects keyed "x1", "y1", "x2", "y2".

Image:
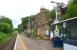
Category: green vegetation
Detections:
[
  {"x1": 0, "y1": 16, "x2": 13, "y2": 33},
  {"x1": 18, "y1": 17, "x2": 30, "y2": 33},
  {"x1": 18, "y1": 24, "x2": 23, "y2": 33},
  {"x1": 0, "y1": 23, "x2": 11, "y2": 33},
  {"x1": 17, "y1": 0, "x2": 77, "y2": 39},
  {"x1": 21, "y1": 17, "x2": 30, "y2": 31},
  {"x1": 0, "y1": 32, "x2": 12, "y2": 44},
  {"x1": 63, "y1": 0, "x2": 77, "y2": 19},
  {"x1": 0, "y1": 16, "x2": 14, "y2": 45},
  {"x1": 46, "y1": 9, "x2": 55, "y2": 19}
]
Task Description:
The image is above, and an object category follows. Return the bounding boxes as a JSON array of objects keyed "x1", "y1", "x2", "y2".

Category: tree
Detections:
[
  {"x1": 0, "y1": 16, "x2": 13, "y2": 33},
  {"x1": 63, "y1": 0, "x2": 77, "y2": 19},
  {"x1": 18, "y1": 24, "x2": 23, "y2": 33},
  {"x1": 21, "y1": 17, "x2": 30, "y2": 31},
  {"x1": 45, "y1": 9, "x2": 55, "y2": 19},
  {"x1": 0, "y1": 16, "x2": 13, "y2": 29},
  {"x1": 0, "y1": 23, "x2": 11, "y2": 33}
]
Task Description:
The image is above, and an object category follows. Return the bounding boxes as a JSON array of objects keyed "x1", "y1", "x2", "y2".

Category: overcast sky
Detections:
[{"x1": 0, "y1": 0, "x2": 68, "y2": 28}]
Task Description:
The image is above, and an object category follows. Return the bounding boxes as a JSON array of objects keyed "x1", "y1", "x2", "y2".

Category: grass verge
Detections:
[{"x1": 0, "y1": 32, "x2": 13, "y2": 45}]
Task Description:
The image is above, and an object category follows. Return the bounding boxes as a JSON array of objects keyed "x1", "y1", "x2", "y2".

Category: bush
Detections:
[
  {"x1": 0, "y1": 23, "x2": 11, "y2": 33},
  {"x1": 0, "y1": 32, "x2": 8, "y2": 44}
]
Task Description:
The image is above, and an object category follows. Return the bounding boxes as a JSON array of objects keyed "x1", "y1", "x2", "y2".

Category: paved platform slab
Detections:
[{"x1": 14, "y1": 34, "x2": 63, "y2": 50}]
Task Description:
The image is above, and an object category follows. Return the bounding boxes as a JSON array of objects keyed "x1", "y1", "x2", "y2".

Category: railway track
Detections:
[{"x1": 0, "y1": 34, "x2": 17, "y2": 50}]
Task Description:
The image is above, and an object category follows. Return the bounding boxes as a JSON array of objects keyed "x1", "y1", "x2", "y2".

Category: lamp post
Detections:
[
  {"x1": 51, "y1": 1, "x2": 66, "y2": 37},
  {"x1": 51, "y1": 1, "x2": 61, "y2": 24},
  {"x1": 51, "y1": 1, "x2": 61, "y2": 37}
]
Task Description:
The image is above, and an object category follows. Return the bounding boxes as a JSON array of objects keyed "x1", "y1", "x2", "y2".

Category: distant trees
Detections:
[
  {"x1": 46, "y1": 9, "x2": 55, "y2": 19},
  {"x1": 18, "y1": 24, "x2": 23, "y2": 33},
  {"x1": 18, "y1": 17, "x2": 30, "y2": 32},
  {"x1": 21, "y1": 17, "x2": 30, "y2": 31},
  {"x1": 0, "y1": 16, "x2": 13, "y2": 33}
]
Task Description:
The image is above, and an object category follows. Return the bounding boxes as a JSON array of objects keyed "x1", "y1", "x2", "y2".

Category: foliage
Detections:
[
  {"x1": 0, "y1": 16, "x2": 14, "y2": 45},
  {"x1": 44, "y1": 9, "x2": 55, "y2": 28},
  {"x1": 21, "y1": 17, "x2": 30, "y2": 31},
  {"x1": 18, "y1": 24, "x2": 23, "y2": 33},
  {"x1": 0, "y1": 32, "x2": 9, "y2": 44},
  {"x1": 46, "y1": 9, "x2": 55, "y2": 19},
  {"x1": 0, "y1": 32, "x2": 14, "y2": 45},
  {"x1": 0, "y1": 16, "x2": 13, "y2": 32},
  {"x1": 63, "y1": 0, "x2": 77, "y2": 19},
  {"x1": 0, "y1": 16, "x2": 13, "y2": 28},
  {"x1": 17, "y1": 16, "x2": 30, "y2": 33},
  {"x1": 0, "y1": 23, "x2": 11, "y2": 33}
]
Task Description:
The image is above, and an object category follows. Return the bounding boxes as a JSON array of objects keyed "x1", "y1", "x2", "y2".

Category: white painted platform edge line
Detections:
[{"x1": 13, "y1": 34, "x2": 18, "y2": 50}]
